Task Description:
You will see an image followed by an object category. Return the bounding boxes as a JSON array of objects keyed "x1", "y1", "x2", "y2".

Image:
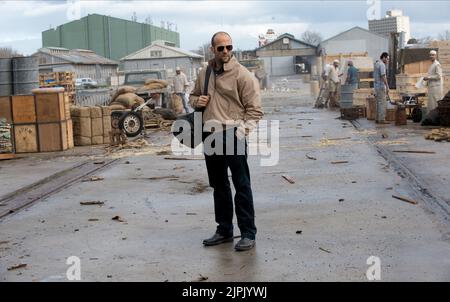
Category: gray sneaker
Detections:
[{"x1": 234, "y1": 238, "x2": 255, "y2": 251}]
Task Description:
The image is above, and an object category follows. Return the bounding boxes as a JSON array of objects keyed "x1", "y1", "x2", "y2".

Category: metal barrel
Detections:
[
  {"x1": 0, "y1": 58, "x2": 13, "y2": 96},
  {"x1": 12, "y1": 56, "x2": 39, "y2": 95},
  {"x1": 340, "y1": 84, "x2": 353, "y2": 108}
]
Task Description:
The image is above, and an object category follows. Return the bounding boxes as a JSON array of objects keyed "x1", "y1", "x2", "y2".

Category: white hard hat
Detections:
[
  {"x1": 430, "y1": 50, "x2": 437, "y2": 55},
  {"x1": 333, "y1": 59, "x2": 340, "y2": 64},
  {"x1": 176, "y1": 67, "x2": 181, "y2": 71}
]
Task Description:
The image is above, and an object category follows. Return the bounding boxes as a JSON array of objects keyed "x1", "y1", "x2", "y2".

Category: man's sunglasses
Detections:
[{"x1": 216, "y1": 45, "x2": 233, "y2": 52}]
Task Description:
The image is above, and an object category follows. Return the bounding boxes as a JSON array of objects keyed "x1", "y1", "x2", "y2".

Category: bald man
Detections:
[
  {"x1": 424, "y1": 50, "x2": 444, "y2": 111},
  {"x1": 189, "y1": 32, "x2": 263, "y2": 251}
]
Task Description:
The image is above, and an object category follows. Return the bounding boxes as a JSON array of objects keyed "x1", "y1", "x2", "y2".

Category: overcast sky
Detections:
[{"x1": 0, "y1": 0, "x2": 449, "y2": 55}]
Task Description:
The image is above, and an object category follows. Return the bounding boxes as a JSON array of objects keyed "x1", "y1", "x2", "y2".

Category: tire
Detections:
[
  {"x1": 412, "y1": 107, "x2": 422, "y2": 123},
  {"x1": 111, "y1": 111, "x2": 125, "y2": 129},
  {"x1": 119, "y1": 112, "x2": 144, "y2": 137}
]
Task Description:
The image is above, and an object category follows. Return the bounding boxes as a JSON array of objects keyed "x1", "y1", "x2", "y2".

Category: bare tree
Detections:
[
  {"x1": 0, "y1": 47, "x2": 22, "y2": 58},
  {"x1": 301, "y1": 30, "x2": 323, "y2": 46},
  {"x1": 191, "y1": 43, "x2": 214, "y2": 62},
  {"x1": 417, "y1": 36, "x2": 434, "y2": 44},
  {"x1": 438, "y1": 30, "x2": 450, "y2": 41}
]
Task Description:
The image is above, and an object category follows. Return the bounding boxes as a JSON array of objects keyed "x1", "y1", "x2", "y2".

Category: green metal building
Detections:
[{"x1": 42, "y1": 14, "x2": 180, "y2": 61}]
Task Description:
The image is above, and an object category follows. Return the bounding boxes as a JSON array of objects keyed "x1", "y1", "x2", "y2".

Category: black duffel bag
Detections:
[{"x1": 171, "y1": 66, "x2": 212, "y2": 148}]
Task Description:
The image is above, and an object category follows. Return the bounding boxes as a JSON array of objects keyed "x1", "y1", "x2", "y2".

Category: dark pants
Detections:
[{"x1": 203, "y1": 129, "x2": 256, "y2": 240}]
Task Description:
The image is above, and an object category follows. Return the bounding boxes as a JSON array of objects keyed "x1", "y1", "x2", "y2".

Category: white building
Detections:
[
  {"x1": 368, "y1": 9, "x2": 411, "y2": 43},
  {"x1": 319, "y1": 27, "x2": 389, "y2": 60},
  {"x1": 120, "y1": 40, "x2": 204, "y2": 81}
]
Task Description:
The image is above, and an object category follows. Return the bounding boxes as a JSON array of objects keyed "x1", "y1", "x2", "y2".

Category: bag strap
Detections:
[
  {"x1": 195, "y1": 65, "x2": 212, "y2": 113},
  {"x1": 203, "y1": 65, "x2": 212, "y2": 96}
]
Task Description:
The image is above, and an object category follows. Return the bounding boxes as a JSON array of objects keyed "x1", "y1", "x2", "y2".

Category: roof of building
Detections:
[
  {"x1": 320, "y1": 26, "x2": 388, "y2": 45},
  {"x1": 121, "y1": 41, "x2": 203, "y2": 60},
  {"x1": 36, "y1": 47, "x2": 119, "y2": 65},
  {"x1": 256, "y1": 33, "x2": 318, "y2": 51}
]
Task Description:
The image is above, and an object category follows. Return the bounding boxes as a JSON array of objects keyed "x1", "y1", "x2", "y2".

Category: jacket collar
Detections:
[{"x1": 209, "y1": 55, "x2": 238, "y2": 72}]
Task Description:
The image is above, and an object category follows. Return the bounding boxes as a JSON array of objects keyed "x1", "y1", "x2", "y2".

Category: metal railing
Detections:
[{"x1": 74, "y1": 88, "x2": 112, "y2": 106}]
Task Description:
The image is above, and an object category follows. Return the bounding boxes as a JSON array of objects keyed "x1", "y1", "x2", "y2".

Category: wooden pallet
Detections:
[{"x1": 0, "y1": 153, "x2": 15, "y2": 160}]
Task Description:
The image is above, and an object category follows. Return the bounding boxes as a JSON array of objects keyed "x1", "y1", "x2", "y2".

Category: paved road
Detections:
[{"x1": 1, "y1": 93, "x2": 450, "y2": 281}]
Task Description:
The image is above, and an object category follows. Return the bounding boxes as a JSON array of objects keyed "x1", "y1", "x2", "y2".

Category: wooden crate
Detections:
[
  {"x1": 386, "y1": 109, "x2": 396, "y2": 121},
  {"x1": 366, "y1": 96, "x2": 376, "y2": 120},
  {"x1": 353, "y1": 88, "x2": 373, "y2": 106},
  {"x1": 403, "y1": 60, "x2": 432, "y2": 74},
  {"x1": 395, "y1": 74, "x2": 427, "y2": 94},
  {"x1": 35, "y1": 92, "x2": 66, "y2": 123},
  {"x1": 38, "y1": 121, "x2": 69, "y2": 152},
  {"x1": 11, "y1": 95, "x2": 36, "y2": 124},
  {"x1": 14, "y1": 124, "x2": 38, "y2": 153},
  {"x1": 0, "y1": 96, "x2": 12, "y2": 123}
]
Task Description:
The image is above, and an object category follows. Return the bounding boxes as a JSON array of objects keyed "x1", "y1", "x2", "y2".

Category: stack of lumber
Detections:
[
  {"x1": 352, "y1": 89, "x2": 401, "y2": 107},
  {"x1": 39, "y1": 72, "x2": 76, "y2": 103},
  {"x1": 70, "y1": 106, "x2": 111, "y2": 146},
  {"x1": 395, "y1": 73, "x2": 427, "y2": 94},
  {"x1": 425, "y1": 128, "x2": 450, "y2": 142}
]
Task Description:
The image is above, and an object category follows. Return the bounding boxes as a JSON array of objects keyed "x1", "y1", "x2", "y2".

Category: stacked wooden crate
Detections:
[
  {"x1": 352, "y1": 89, "x2": 401, "y2": 107},
  {"x1": 1, "y1": 92, "x2": 73, "y2": 153},
  {"x1": 70, "y1": 106, "x2": 111, "y2": 146},
  {"x1": 395, "y1": 73, "x2": 427, "y2": 94},
  {"x1": 39, "y1": 72, "x2": 76, "y2": 103}
]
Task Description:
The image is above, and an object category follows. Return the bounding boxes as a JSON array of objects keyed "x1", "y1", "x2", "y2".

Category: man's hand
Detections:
[
  {"x1": 236, "y1": 126, "x2": 246, "y2": 140},
  {"x1": 196, "y1": 95, "x2": 210, "y2": 108}
]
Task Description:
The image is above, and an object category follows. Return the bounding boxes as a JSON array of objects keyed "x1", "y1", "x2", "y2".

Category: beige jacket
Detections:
[
  {"x1": 427, "y1": 60, "x2": 443, "y2": 88},
  {"x1": 189, "y1": 56, "x2": 264, "y2": 132}
]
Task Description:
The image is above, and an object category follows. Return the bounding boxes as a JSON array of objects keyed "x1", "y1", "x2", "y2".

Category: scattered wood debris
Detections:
[
  {"x1": 88, "y1": 218, "x2": 99, "y2": 222},
  {"x1": 7, "y1": 264, "x2": 27, "y2": 271},
  {"x1": 331, "y1": 161, "x2": 349, "y2": 164},
  {"x1": 282, "y1": 175, "x2": 296, "y2": 184},
  {"x1": 186, "y1": 213, "x2": 197, "y2": 216},
  {"x1": 392, "y1": 150, "x2": 436, "y2": 154},
  {"x1": 131, "y1": 175, "x2": 179, "y2": 181},
  {"x1": 82, "y1": 176, "x2": 104, "y2": 182},
  {"x1": 327, "y1": 137, "x2": 351, "y2": 141},
  {"x1": 164, "y1": 156, "x2": 204, "y2": 160},
  {"x1": 80, "y1": 201, "x2": 105, "y2": 206},
  {"x1": 112, "y1": 215, "x2": 126, "y2": 222},
  {"x1": 392, "y1": 195, "x2": 418, "y2": 205},
  {"x1": 319, "y1": 247, "x2": 332, "y2": 254},
  {"x1": 156, "y1": 150, "x2": 172, "y2": 156},
  {"x1": 301, "y1": 135, "x2": 312, "y2": 138},
  {"x1": 93, "y1": 161, "x2": 105, "y2": 165},
  {"x1": 194, "y1": 274, "x2": 208, "y2": 282},
  {"x1": 296, "y1": 230, "x2": 302, "y2": 234},
  {"x1": 306, "y1": 153, "x2": 317, "y2": 160},
  {"x1": 424, "y1": 128, "x2": 450, "y2": 142}
]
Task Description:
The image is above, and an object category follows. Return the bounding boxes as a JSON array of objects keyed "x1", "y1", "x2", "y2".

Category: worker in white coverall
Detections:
[{"x1": 423, "y1": 50, "x2": 444, "y2": 111}]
